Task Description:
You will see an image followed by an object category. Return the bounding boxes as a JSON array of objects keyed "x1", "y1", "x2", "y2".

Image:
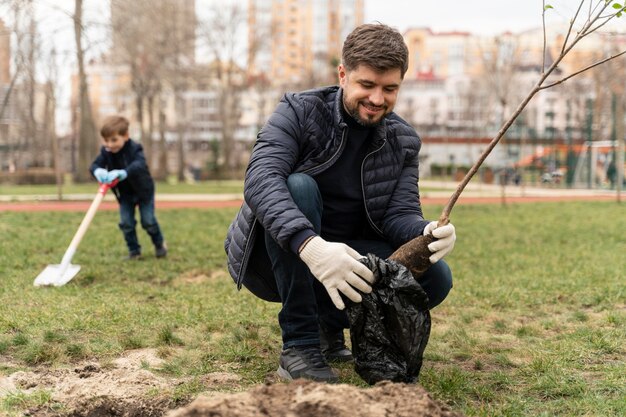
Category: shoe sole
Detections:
[
  {"x1": 325, "y1": 355, "x2": 354, "y2": 364},
  {"x1": 276, "y1": 366, "x2": 339, "y2": 383},
  {"x1": 276, "y1": 366, "x2": 294, "y2": 381}
]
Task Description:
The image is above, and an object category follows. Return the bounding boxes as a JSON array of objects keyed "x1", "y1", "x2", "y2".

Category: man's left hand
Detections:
[{"x1": 423, "y1": 221, "x2": 456, "y2": 264}]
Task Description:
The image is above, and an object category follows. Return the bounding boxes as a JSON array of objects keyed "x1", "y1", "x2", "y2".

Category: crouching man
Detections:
[{"x1": 224, "y1": 23, "x2": 455, "y2": 383}]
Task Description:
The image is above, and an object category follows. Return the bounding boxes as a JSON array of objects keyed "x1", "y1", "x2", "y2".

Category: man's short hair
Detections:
[
  {"x1": 342, "y1": 23, "x2": 409, "y2": 78},
  {"x1": 100, "y1": 115, "x2": 130, "y2": 138}
]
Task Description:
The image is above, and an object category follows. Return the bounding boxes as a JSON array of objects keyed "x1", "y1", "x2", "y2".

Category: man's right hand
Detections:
[
  {"x1": 299, "y1": 236, "x2": 374, "y2": 310},
  {"x1": 94, "y1": 168, "x2": 108, "y2": 184}
]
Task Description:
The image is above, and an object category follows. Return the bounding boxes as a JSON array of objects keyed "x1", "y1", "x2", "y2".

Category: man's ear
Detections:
[{"x1": 338, "y1": 64, "x2": 347, "y2": 88}]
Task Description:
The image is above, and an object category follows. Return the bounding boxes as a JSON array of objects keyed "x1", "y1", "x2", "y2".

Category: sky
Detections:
[
  {"x1": 4, "y1": 0, "x2": 616, "y2": 134},
  {"x1": 364, "y1": 0, "x2": 574, "y2": 35}
]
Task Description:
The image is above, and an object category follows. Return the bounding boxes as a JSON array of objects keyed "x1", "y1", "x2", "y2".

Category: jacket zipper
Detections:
[
  {"x1": 361, "y1": 137, "x2": 387, "y2": 236},
  {"x1": 302, "y1": 128, "x2": 348, "y2": 176},
  {"x1": 237, "y1": 219, "x2": 257, "y2": 289}
]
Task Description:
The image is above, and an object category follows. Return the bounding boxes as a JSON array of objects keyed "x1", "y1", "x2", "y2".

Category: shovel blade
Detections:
[{"x1": 34, "y1": 264, "x2": 81, "y2": 287}]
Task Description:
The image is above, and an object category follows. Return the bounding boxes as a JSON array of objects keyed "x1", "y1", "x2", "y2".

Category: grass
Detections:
[
  {"x1": 0, "y1": 179, "x2": 448, "y2": 197},
  {"x1": 0, "y1": 201, "x2": 625, "y2": 416},
  {"x1": 0, "y1": 179, "x2": 245, "y2": 196}
]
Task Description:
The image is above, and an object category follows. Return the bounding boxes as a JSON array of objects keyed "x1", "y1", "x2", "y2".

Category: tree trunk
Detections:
[
  {"x1": 176, "y1": 124, "x2": 185, "y2": 182},
  {"x1": 145, "y1": 94, "x2": 155, "y2": 167},
  {"x1": 74, "y1": 0, "x2": 98, "y2": 182},
  {"x1": 157, "y1": 107, "x2": 169, "y2": 180}
]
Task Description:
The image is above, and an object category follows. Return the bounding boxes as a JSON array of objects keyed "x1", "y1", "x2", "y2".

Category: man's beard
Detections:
[{"x1": 344, "y1": 99, "x2": 387, "y2": 128}]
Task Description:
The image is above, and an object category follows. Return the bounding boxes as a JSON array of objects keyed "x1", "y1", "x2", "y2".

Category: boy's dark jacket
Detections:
[{"x1": 89, "y1": 139, "x2": 154, "y2": 202}]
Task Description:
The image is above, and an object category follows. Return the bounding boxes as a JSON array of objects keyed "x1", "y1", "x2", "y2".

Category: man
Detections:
[{"x1": 224, "y1": 23, "x2": 456, "y2": 383}]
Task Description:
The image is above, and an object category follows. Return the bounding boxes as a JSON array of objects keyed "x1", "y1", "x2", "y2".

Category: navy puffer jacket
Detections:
[{"x1": 224, "y1": 86, "x2": 429, "y2": 301}]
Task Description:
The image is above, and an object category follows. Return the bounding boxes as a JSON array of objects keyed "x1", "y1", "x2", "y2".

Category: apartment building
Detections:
[{"x1": 248, "y1": 0, "x2": 364, "y2": 86}]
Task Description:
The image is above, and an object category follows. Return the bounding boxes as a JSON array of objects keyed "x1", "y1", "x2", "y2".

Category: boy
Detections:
[{"x1": 90, "y1": 115, "x2": 167, "y2": 259}]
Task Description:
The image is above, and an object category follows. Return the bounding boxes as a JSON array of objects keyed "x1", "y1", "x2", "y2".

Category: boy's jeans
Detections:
[
  {"x1": 264, "y1": 173, "x2": 453, "y2": 350},
  {"x1": 118, "y1": 196, "x2": 164, "y2": 253}
]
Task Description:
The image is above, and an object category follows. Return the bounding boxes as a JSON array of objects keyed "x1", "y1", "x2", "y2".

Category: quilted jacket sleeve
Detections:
[
  {"x1": 380, "y1": 135, "x2": 430, "y2": 248},
  {"x1": 244, "y1": 94, "x2": 315, "y2": 251}
]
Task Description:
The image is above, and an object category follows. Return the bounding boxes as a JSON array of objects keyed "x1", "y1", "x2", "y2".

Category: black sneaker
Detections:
[
  {"x1": 155, "y1": 242, "x2": 168, "y2": 258},
  {"x1": 277, "y1": 346, "x2": 339, "y2": 383},
  {"x1": 320, "y1": 327, "x2": 353, "y2": 363},
  {"x1": 126, "y1": 250, "x2": 142, "y2": 260}
]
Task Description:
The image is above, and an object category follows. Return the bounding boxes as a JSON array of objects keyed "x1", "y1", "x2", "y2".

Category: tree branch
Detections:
[
  {"x1": 559, "y1": 1, "x2": 584, "y2": 56},
  {"x1": 539, "y1": 49, "x2": 626, "y2": 90},
  {"x1": 437, "y1": 0, "x2": 626, "y2": 223}
]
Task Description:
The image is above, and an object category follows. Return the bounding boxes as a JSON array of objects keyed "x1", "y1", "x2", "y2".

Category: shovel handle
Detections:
[{"x1": 59, "y1": 181, "x2": 118, "y2": 268}]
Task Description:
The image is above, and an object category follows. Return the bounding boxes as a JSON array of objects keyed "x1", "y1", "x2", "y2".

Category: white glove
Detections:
[
  {"x1": 423, "y1": 221, "x2": 456, "y2": 264},
  {"x1": 299, "y1": 236, "x2": 375, "y2": 310}
]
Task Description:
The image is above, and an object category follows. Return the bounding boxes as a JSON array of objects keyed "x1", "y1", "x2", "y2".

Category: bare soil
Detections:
[
  {"x1": 169, "y1": 379, "x2": 464, "y2": 417},
  {"x1": 0, "y1": 349, "x2": 464, "y2": 417}
]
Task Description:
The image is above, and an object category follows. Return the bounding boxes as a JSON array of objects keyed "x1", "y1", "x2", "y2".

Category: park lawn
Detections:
[
  {"x1": 0, "y1": 181, "x2": 450, "y2": 197},
  {"x1": 0, "y1": 201, "x2": 624, "y2": 416},
  {"x1": 0, "y1": 180, "x2": 245, "y2": 196}
]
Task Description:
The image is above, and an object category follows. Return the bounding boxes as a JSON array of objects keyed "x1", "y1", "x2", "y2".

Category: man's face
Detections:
[
  {"x1": 102, "y1": 132, "x2": 129, "y2": 153},
  {"x1": 338, "y1": 64, "x2": 402, "y2": 127}
]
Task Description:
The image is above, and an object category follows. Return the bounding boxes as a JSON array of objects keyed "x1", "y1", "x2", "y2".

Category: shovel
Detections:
[{"x1": 34, "y1": 180, "x2": 118, "y2": 287}]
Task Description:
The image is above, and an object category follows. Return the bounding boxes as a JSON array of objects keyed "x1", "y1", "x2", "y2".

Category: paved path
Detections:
[{"x1": 0, "y1": 184, "x2": 620, "y2": 213}]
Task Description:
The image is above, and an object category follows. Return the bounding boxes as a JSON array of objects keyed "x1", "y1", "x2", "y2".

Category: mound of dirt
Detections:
[
  {"x1": 168, "y1": 379, "x2": 464, "y2": 417},
  {"x1": 1, "y1": 348, "x2": 464, "y2": 417},
  {"x1": 0, "y1": 349, "x2": 185, "y2": 416}
]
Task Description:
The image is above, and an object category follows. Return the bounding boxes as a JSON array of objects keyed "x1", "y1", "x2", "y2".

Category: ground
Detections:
[
  {"x1": 2, "y1": 189, "x2": 617, "y2": 416},
  {"x1": 0, "y1": 349, "x2": 464, "y2": 416}
]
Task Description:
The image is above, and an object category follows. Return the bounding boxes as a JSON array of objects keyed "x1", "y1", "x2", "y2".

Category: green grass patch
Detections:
[
  {"x1": 0, "y1": 179, "x2": 244, "y2": 196},
  {"x1": 1, "y1": 201, "x2": 625, "y2": 416},
  {"x1": 0, "y1": 180, "x2": 448, "y2": 197},
  {"x1": 0, "y1": 390, "x2": 57, "y2": 414}
]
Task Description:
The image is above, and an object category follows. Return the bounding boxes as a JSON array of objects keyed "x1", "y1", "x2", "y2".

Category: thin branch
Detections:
[
  {"x1": 539, "y1": 49, "x2": 626, "y2": 90},
  {"x1": 588, "y1": 0, "x2": 603, "y2": 18},
  {"x1": 587, "y1": 14, "x2": 619, "y2": 35},
  {"x1": 560, "y1": 1, "x2": 584, "y2": 56},
  {"x1": 583, "y1": 1, "x2": 615, "y2": 34}
]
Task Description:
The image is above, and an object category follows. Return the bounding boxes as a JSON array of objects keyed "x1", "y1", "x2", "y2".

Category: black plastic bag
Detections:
[{"x1": 346, "y1": 254, "x2": 431, "y2": 385}]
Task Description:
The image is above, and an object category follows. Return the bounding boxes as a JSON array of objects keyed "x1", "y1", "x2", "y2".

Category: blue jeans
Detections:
[
  {"x1": 264, "y1": 173, "x2": 453, "y2": 349},
  {"x1": 118, "y1": 196, "x2": 164, "y2": 253}
]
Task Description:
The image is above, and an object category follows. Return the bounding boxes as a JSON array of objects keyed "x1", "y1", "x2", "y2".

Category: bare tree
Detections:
[
  {"x1": 199, "y1": 4, "x2": 247, "y2": 179},
  {"x1": 0, "y1": 0, "x2": 40, "y2": 170},
  {"x1": 110, "y1": 0, "x2": 197, "y2": 179},
  {"x1": 73, "y1": 0, "x2": 98, "y2": 182},
  {"x1": 110, "y1": 0, "x2": 158, "y2": 166}
]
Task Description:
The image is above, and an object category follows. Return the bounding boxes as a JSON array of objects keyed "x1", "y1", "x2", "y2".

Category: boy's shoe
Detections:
[
  {"x1": 277, "y1": 346, "x2": 338, "y2": 383},
  {"x1": 126, "y1": 250, "x2": 142, "y2": 260},
  {"x1": 155, "y1": 242, "x2": 168, "y2": 258},
  {"x1": 320, "y1": 327, "x2": 354, "y2": 363}
]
